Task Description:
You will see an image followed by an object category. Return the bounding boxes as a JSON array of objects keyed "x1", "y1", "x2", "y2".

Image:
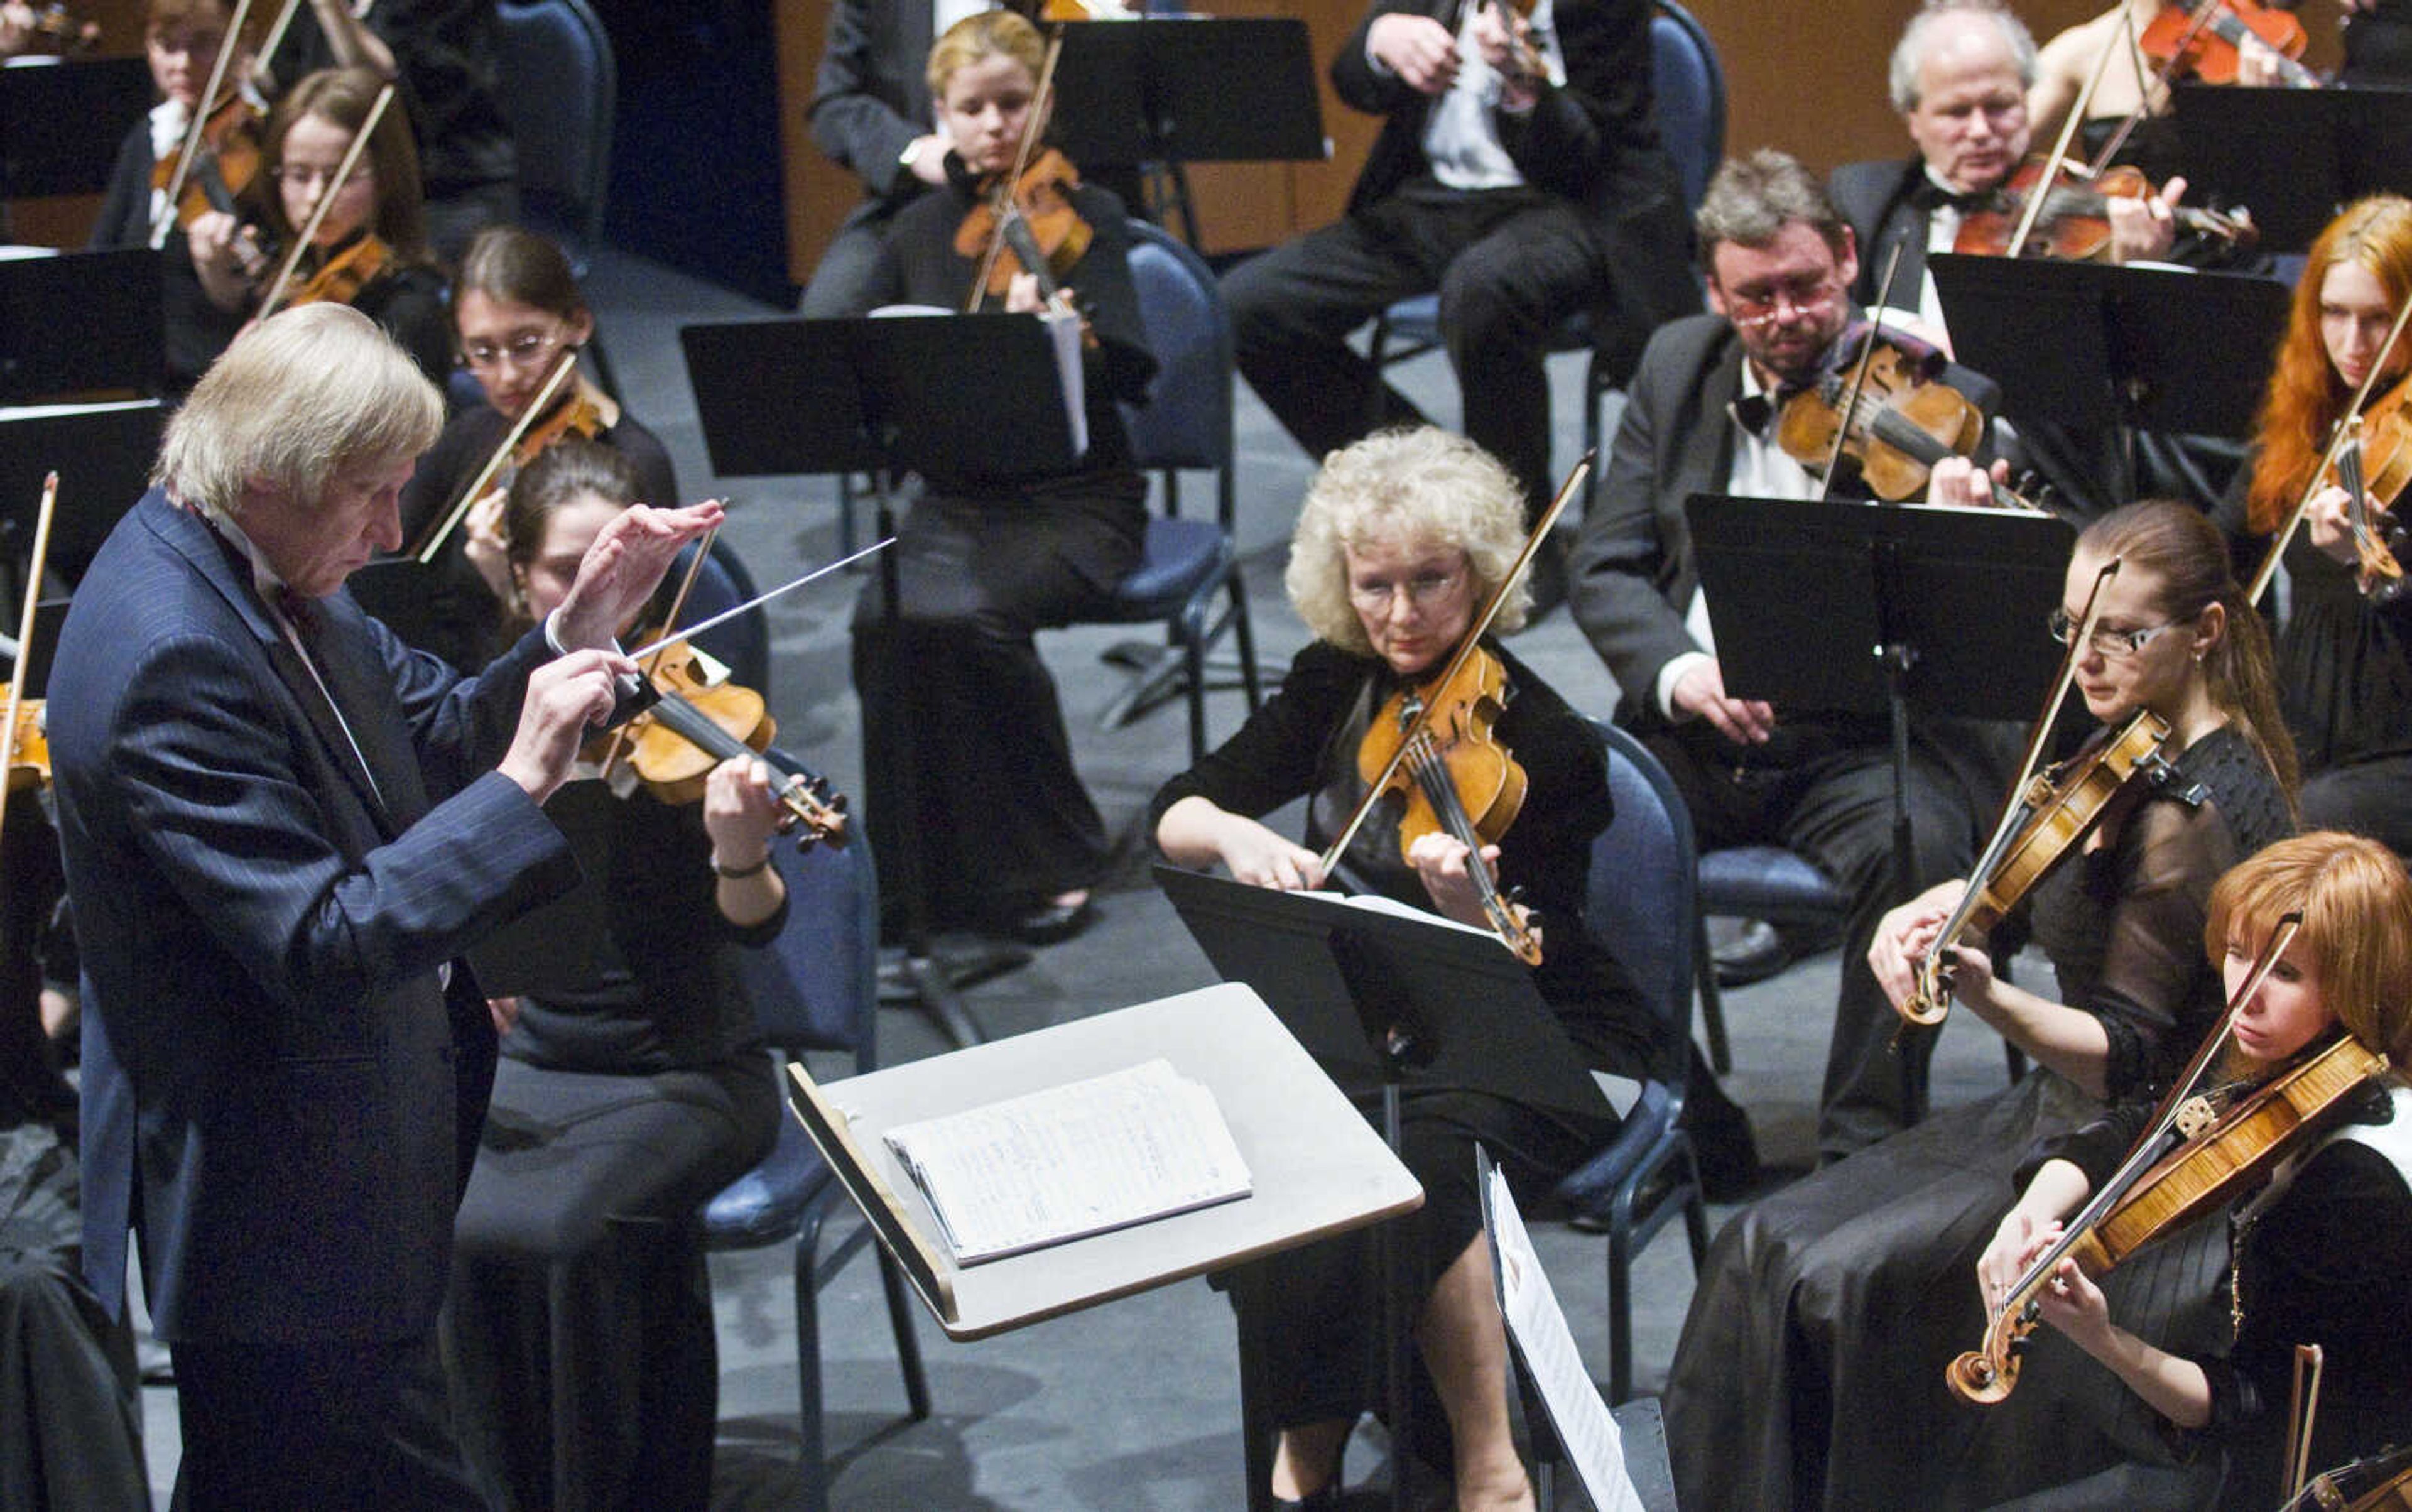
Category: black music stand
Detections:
[
  {"x1": 1685, "y1": 494, "x2": 2073, "y2": 932},
  {"x1": 679, "y1": 313, "x2": 1085, "y2": 1050},
  {"x1": 0, "y1": 56, "x2": 151, "y2": 201},
  {"x1": 0, "y1": 400, "x2": 165, "y2": 595},
  {"x1": 0, "y1": 250, "x2": 166, "y2": 403},
  {"x1": 1, "y1": 597, "x2": 65, "y2": 691},
  {"x1": 2173, "y1": 82, "x2": 2412, "y2": 254},
  {"x1": 1050, "y1": 18, "x2": 1325, "y2": 247},
  {"x1": 1160, "y1": 862, "x2": 1612, "y2": 1512},
  {"x1": 1928, "y1": 253, "x2": 2287, "y2": 441}
]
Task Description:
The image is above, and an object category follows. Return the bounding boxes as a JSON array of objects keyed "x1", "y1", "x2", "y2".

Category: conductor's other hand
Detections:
[
  {"x1": 551, "y1": 501, "x2": 724, "y2": 652},
  {"x1": 499, "y1": 648, "x2": 633, "y2": 803}
]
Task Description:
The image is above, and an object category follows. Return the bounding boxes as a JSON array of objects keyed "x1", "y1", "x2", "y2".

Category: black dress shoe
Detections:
[
  {"x1": 1709, "y1": 916, "x2": 1790, "y2": 987},
  {"x1": 991, "y1": 895, "x2": 1095, "y2": 946}
]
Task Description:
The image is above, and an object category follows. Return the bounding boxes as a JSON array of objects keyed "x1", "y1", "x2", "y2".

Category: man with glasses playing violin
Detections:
[{"x1": 1570, "y1": 148, "x2": 2017, "y2": 1161}]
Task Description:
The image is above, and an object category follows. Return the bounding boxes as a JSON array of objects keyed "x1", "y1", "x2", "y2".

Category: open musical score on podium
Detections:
[{"x1": 877, "y1": 1058, "x2": 1252, "y2": 1265}]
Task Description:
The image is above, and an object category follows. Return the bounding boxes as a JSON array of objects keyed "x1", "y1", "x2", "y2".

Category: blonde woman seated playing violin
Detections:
[
  {"x1": 1154, "y1": 427, "x2": 1661, "y2": 1512},
  {"x1": 183, "y1": 65, "x2": 450, "y2": 387},
  {"x1": 1978, "y1": 830, "x2": 2412, "y2": 1509}
]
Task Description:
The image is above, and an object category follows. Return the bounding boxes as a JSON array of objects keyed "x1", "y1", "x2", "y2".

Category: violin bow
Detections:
[
  {"x1": 2006, "y1": 82, "x2": 2100, "y2": 262},
  {"x1": 2081, "y1": 0, "x2": 2198, "y2": 184},
  {"x1": 2285, "y1": 1343, "x2": 2327, "y2": 1503},
  {"x1": 2247, "y1": 284, "x2": 2412, "y2": 605},
  {"x1": 1817, "y1": 244, "x2": 1907, "y2": 503},
  {"x1": 249, "y1": 0, "x2": 308, "y2": 86},
  {"x1": 151, "y1": 0, "x2": 258, "y2": 249},
  {"x1": 408, "y1": 344, "x2": 583, "y2": 563},
  {"x1": 0, "y1": 472, "x2": 59, "y2": 856},
  {"x1": 625, "y1": 536, "x2": 896, "y2": 664},
  {"x1": 1899, "y1": 560, "x2": 2120, "y2": 1030},
  {"x1": 253, "y1": 80, "x2": 394, "y2": 320},
  {"x1": 1317, "y1": 453, "x2": 1591, "y2": 876},
  {"x1": 967, "y1": 30, "x2": 1066, "y2": 310}
]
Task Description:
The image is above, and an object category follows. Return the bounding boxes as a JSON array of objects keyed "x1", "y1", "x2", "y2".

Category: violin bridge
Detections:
[{"x1": 2175, "y1": 1094, "x2": 2219, "y2": 1139}]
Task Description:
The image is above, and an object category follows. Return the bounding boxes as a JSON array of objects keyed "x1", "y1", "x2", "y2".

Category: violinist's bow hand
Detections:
[{"x1": 1368, "y1": 12, "x2": 1462, "y2": 95}]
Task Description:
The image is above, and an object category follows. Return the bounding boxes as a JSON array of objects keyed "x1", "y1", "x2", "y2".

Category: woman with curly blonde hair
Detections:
[
  {"x1": 2232, "y1": 194, "x2": 2412, "y2": 857},
  {"x1": 1153, "y1": 427, "x2": 1653, "y2": 1511}
]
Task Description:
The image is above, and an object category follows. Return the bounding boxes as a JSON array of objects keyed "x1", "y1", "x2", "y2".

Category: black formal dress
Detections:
[
  {"x1": 443, "y1": 780, "x2": 783, "y2": 1511},
  {"x1": 844, "y1": 176, "x2": 1154, "y2": 930},
  {"x1": 1661, "y1": 726, "x2": 2292, "y2": 1511},
  {"x1": 1222, "y1": 0, "x2": 1695, "y2": 519},
  {"x1": 1150, "y1": 639, "x2": 1645, "y2": 1466},
  {"x1": 381, "y1": 393, "x2": 679, "y2": 673}
]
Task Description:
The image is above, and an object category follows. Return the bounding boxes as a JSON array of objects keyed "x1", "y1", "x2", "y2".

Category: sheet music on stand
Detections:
[
  {"x1": 1481, "y1": 1155, "x2": 1643, "y2": 1512},
  {"x1": 882, "y1": 1058, "x2": 1252, "y2": 1265}
]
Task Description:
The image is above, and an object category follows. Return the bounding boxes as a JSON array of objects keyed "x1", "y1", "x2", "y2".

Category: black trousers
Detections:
[
  {"x1": 170, "y1": 1331, "x2": 483, "y2": 1511},
  {"x1": 1223, "y1": 168, "x2": 1693, "y2": 518},
  {"x1": 1647, "y1": 721, "x2": 1982, "y2": 1160},
  {"x1": 850, "y1": 479, "x2": 1145, "y2": 928}
]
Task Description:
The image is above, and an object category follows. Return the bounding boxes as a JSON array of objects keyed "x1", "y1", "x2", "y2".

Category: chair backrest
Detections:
[
  {"x1": 734, "y1": 825, "x2": 881, "y2": 1068},
  {"x1": 1649, "y1": 0, "x2": 1726, "y2": 213},
  {"x1": 496, "y1": 0, "x2": 616, "y2": 252},
  {"x1": 1584, "y1": 719, "x2": 1701, "y2": 1087},
  {"x1": 1117, "y1": 218, "x2": 1235, "y2": 508},
  {"x1": 668, "y1": 537, "x2": 769, "y2": 693}
]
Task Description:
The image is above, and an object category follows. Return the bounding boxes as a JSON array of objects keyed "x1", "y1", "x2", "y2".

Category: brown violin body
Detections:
[
  {"x1": 2140, "y1": 0, "x2": 2318, "y2": 89},
  {"x1": 2327, "y1": 383, "x2": 2412, "y2": 604},
  {"x1": 612, "y1": 648, "x2": 849, "y2": 848},
  {"x1": 1948, "y1": 1032, "x2": 2389, "y2": 1405},
  {"x1": 154, "y1": 92, "x2": 263, "y2": 234},
  {"x1": 1902, "y1": 710, "x2": 2175, "y2": 1027},
  {"x1": 2, "y1": 691, "x2": 46, "y2": 795},
  {"x1": 1356, "y1": 646, "x2": 1543, "y2": 966},
  {"x1": 1955, "y1": 158, "x2": 2255, "y2": 262},
  {"x1": 285, "y1": 232, "x2": 393, "y2": 310},
  {"x1": 1777, "y1": 340, "x2": 1986, "y2": 503},
  {"x1": 954, "y1": 147, "x2": 1094, "y2": 303}
]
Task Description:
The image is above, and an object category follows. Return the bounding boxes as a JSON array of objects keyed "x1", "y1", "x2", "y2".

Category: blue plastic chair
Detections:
[
  {"x1": 702, "y1": 838, "x2": 930, "y2": 1508},
  {"x1": 1087, "y1": 217, "x2": 1263, "y2": 763},
  {"x1": 1366, "y1": 0, "x2": 1725, "y2": 495},
  {"x1": 1551, "y1": 721, "x2": 1712, "y2": 1405}
]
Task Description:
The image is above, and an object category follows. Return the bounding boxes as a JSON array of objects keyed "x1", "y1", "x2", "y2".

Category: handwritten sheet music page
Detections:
[{"x1": 881, "y1": 1058, "x2": 1251, "y2": 1265}]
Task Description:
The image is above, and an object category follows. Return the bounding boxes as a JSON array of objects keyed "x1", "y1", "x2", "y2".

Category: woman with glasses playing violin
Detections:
[
  {"x1": 2223, "y1": 195, "x2": 2412, "y2": 862},
  {"x1": 180, "y1": 65, "x2": 450, "y2": 388},
  {"x1": 439, "y1": 438, "x2": 787, "y2": 1512},
  {"x1": 1665, "y1": 500, "x2": 2298, "y2": 1510},
  {"x1": 389, "y1": 225, "x2": 678, "y2": 672}
]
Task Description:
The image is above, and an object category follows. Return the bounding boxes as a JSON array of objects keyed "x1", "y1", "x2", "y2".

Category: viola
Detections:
[
  {"x1": 1355, "y1": 645, "x2": 1541, "y2": 965},
  {"x1": 1899, "y1": 709, "x2": 2178, "y2": 1026},
  {"x1": 2139, "y1": 0, "x2": 2319, "y2": 89},
  {"x1": 1949, "y1": 1022, "x2": 2389, "y2": 1404},
  {"x1": 611, "y1": 648, "x2": 849, "y2": 849},
  {"x1": 1319, "y1": 455, "x2": 1594, "y2": 966},
  {"x1": 1955, "y1": 157, "x2": 2254, "y2": 262}
]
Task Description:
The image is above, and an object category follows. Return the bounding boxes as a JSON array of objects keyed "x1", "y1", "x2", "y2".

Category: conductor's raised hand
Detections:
[
  {"x1": 498, "y1": 647, "x2": 633, "y2": 803},
  {"x1": 551, "y1": 500, "x2": 725, "y2": 652}
]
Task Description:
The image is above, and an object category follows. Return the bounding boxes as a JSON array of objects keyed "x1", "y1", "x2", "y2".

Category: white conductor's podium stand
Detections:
[{"x1": 788, "y1": 982, "x2": 1423, "y2": 1340}]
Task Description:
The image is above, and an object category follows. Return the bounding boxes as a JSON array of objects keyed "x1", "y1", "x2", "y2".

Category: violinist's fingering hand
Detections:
[
  {"x1": 704, "y1": 756, "x2": 783, "y2": 859},
  {"x1": 1406, "y1": 830, "x2": 1497, "y2": 932},
  {"x1": 188, "y1": 210, "x2": 258, "y2": 312},
  {"x1": 501, "y1": 648, "x2": 634, "y2": 803},
  {"x1": 2304, "y1": 484, "x2": 2364, "y2": 565},
  {"x1": 2107, "y1": 174, "x2": 2183, "y2": 265},
  {"x1": 1867, "y1": 880, "x2": 1969, "y2": 1006},
  {"x1": 1004, "y1": 270, "x2": 1046, "y2": 315},
  {"x1": 1369, "y1": 13, "x2": 1461, "y2": 95}
]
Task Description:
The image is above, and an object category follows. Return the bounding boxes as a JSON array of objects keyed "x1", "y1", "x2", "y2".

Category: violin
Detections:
[
  {"x1": 1900, "y1": 709, "x2": 2177, "y2": 1026},
  {"x1": 1320, "y1": 455, "x2": 1594, "y2": 967},
  {"x1": 953, "y1": 30, "x2": 1094, "y2": 308},
  {"x1": 1, "y1": 690, "x2": 45, "y2": 795},
  {"x1": 1776, "y1": 334, "x2": 2041, "y2": 508},
  {"x1": 2139, "y1": 0, "x2": 2319, "y2": 90},
  {"x1": 283, "y1": 231, "x2": 393, "y2": 309},
  {"x1": 609, "y1": 646, "x2": 849, "y2": 849},
  {"x1": 7, "y1": 2, "x2": 99, "y2": 53},
  {"x1": 0, "y1": 472, "x2": 57, "y2": 852},
  {"x1": 2251, "y1": 288, "x2": 2412, "y2": 607},
  {"x1": 1954, "y1": 156, "x2": 2254, "y2": 261},
  {"x1": 152, "y1": 92, "x2": 265, "y2": 241},
  {"x1": 1484, "y1": 0, "x2": 1548, "y2": 93},
  {"x1": 2282, "y1": 1444, "x2": 2412, "y2": 1512},
  {"x1": 2330, "y1": 411, "x2": 2411, "y2": 605},
  {"x1": 1355, "y1": 645, "x2": 1541, "y2": 965},
  {"x1": 1949, "y1": 984, "x2": 2389, "y2": 1404}
]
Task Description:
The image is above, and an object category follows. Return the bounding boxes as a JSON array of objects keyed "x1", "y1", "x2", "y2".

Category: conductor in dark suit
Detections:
[
  {"x1": 1569, "y1": 150, "x2": 2014, "y2": 1160},
  {"x1": 1222, "y1": 0, "x2": 1695, "y2": 558},
  {"x1": 47, "y1": 303, "x2": 722, "y2": 1507}
]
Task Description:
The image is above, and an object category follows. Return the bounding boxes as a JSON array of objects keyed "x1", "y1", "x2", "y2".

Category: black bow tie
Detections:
[{"x1": 1909, "y1": 177, "x2": 1994, "y2": 215}]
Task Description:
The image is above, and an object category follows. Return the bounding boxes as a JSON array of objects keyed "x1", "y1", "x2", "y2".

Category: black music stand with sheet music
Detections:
[
  {"x1": 678, "y1": 312, "x2": 1086, "y2": 1050},
  {"x1": 1683, "y1": 493, "x2": 2073, "y2": 1021},
  {"x1": 1049, "y1": 17, "x2": 1326, "y2": 247},
  {"x1": 2172, "y1": 82, "x2": 2412, "y2": 254},
  {"x1": 0, "y1": 250, "x2": 165, "y2": 403},
  {"x1": 1927, "y1": 253, "x2": 2287, "y2": 441},
  {"x1": 0, "y1": 399, "x2": 165, "y2": 598},
  {"x1": 0, "y1": 55, "x2": 151, "y2": 204},
  {"x1": 1158, "y1": 862, "x2": 1616, "y2": 1512}
]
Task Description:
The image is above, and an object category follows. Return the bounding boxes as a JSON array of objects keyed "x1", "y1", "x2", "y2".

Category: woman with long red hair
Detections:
[{"x1": 2232, "y1": 194, "x2": 2412, "y2": 859}]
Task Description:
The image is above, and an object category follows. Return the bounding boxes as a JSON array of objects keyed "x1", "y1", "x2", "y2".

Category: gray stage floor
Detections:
[{"x1": 133, "y1": 249, "x2": 2034, "y2": 1508}]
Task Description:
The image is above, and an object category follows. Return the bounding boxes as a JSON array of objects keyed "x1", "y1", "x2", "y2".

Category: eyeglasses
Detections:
[
  {"x1": 273, "y1": 163, "x2": 372, "y2": 195},
  {"x1": 459, "y1": 329, "x2": 567, "y2": 373},
  {"x1": 1348, "y1": 568, "x2": 1464, "y2": 612},
  {"x1": 1723, "y1": 275, "x2": 1843, "y2": 329},
  {"x1": 2047, "y1": 607, "x2": 2180, "y2": 659}
]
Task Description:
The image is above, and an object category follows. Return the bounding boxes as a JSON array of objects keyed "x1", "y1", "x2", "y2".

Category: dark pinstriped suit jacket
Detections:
[{"x1": 51, "y1": 489, "x2": 581, "y2": 1344}]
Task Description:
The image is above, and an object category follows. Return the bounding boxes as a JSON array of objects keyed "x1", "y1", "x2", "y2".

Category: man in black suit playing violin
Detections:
[{"x1": 1570, "y1": 149, "x2": 2016, "y2": 1160}]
